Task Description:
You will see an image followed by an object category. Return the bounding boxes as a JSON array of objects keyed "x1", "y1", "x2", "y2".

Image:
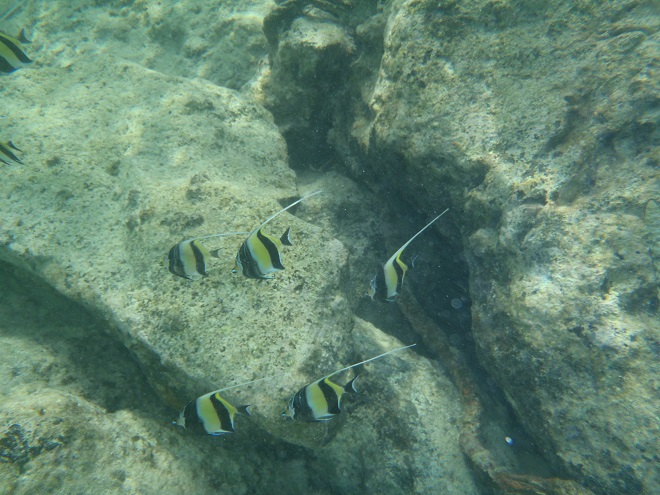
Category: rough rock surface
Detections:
[
  {"x1": 21, "y1": 0, "x2": 275, "y2": 89},
  {"x1": 0, "y1": 263, "x2": 335, "y2": 495},
  {"x1": 1, "y1": 1, "x2": 479, "y2": 494},
  {"x1": 280, "y1": 1, "x2": 658, "y2": 494}
]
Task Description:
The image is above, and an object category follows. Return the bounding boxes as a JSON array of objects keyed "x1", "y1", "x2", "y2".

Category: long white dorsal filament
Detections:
[
  {"x1": 212, "y1": 374, "x2": 281, "y2": 394},
  {"x1": 255, "y1": 190, "x2": 323, "y2": 232},
  {"x1": 323, "y1": 343, "x2": 416, "y2": 380},
  {"x1": 388, "y1": 208, "x2": 450, "y2": 262},
  {"x1": 185, "y1": 231, "x2": 250, "y2": 242}
]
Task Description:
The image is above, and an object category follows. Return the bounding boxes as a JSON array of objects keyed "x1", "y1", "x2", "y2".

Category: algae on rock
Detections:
[{"x1": 258, "y1": 0, "x2": 660, "y2": 493}]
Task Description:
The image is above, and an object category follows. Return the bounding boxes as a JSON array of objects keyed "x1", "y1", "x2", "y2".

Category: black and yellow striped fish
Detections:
[
  {"x1": 0, "y1": 140, "x2": 22, "y2": 165},
  {"x1": 174, "y1": 374, "x2": 275, "y2": 435},
  {"x1": 0, "y1": 30, "x2": 31, "y2": 75},
  {"x1": 368, "y1": 208, "x2": 449, "y2": 302},
  {"x1": 166, "y1": 231, "x2": 248, "y2": 280},
  {"x1": 234, "y1": 190, "x2": 321, "y2": 279},
  {"x1": 175, "y1": 390, "x2": 251, "y2": 435},
  {"x1": 282, "y1": 344, "x2": 416, "y2": 422}
]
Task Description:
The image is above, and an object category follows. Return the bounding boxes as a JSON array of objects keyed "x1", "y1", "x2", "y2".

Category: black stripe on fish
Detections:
[
  {"x1": 190, "y1": 240, "x2": 208, "y2": 277},
  {"x1": 290, "y1": 387, "x2": 315, "y2": 421},
  {"x1": 391, "y1": 255, "x2": 407, "y2": 300},
  {"x1": 181, "y1": 400, "x2": 206, "y2": 434},
  {"x1": 256, "y1": 229, "x2": 285, "y2": 271},
  {"x1": 167, "y1": 243, "x2": 197, "y2": 279},
  {"x1": 236, "y1": 241, "x2": 262, "y2": 279},
  {"x1": 210, "y1": 393, "x2": 235, "y2": 433},
  {"x1": 0, "y1": 141, "x2": 22, "y2": 164},
  {"x1": 166, "y1": 245, "x2": 182, "y2": 276},
  {"x1": 369, "y1": 271, "x2": 389, "y2": 302},
  {"x1": 318, "y1": 378, "x2": 341, "y2": 415}
]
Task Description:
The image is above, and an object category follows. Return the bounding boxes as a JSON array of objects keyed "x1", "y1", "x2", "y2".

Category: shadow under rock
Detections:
[{"x1": 0, "y1": 259, "x2": 171, "y2": 421}]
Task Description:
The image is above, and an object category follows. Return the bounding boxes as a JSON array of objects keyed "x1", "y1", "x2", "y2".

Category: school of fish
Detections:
[
  {"x1": 1, "y1": 24, "x2": 450, "y2": 437},
  {"x1": 1, "y1": 29, "x2": 30, "y2": 165},
  {"x1": 166, "y1": 190, "x2": 448, "y2": 435}
]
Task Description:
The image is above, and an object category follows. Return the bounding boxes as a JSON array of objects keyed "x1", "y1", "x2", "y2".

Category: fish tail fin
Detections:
[
  {"x1": 280, "y1": 227, "x2": 293, "y2": 246},
  {"x1": 344, "y1": 375, "x2": 359, "y2": 394},
  {"x1": 17, "y1": 29, "x2": 31, "y2": 44},
  {"x1": 236, "y1": 405, "x2": 251, "y2": 417},
  {"x1": 209, "y1": 248, "x2": 221, "y2": 258}
]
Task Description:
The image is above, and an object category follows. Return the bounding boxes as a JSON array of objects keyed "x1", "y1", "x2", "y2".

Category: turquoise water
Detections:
[{"x1": 1, "y1": 1, "x2": 658, "y2": 494}]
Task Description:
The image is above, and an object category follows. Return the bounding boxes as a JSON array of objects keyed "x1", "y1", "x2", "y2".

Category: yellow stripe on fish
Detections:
[
  {"x1": 234, "y1": 190, "x2": 321, "y2": 279},
  {"x1": 368, "y1": 208, "x2": 449, "y2": 302},
  {"x1": 282, "y1": 344, "x2": 415, "y2": 422},
  {"x1": 0, "y1": 30, "x2": 31, "y2": 75},
  {"x1": 166, "y1": 231, "x2": 249, "y2": 280}
]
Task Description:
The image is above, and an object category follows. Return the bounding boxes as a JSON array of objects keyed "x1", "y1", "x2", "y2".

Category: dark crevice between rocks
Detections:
[
  {"x1": 351, "y1": 196, "x2": 568, "y2": 492},
  {"x1": 261, "y1": 8, "x2": 598, "y2": 495}
]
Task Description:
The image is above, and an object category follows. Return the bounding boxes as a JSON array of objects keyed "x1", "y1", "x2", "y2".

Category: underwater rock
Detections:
[
  {"x1": 359, "y1": 1, "x2": 658, "y2": 494},
  {"x1": 257, "y1": 15, "x2": 356, "y2": 168},
  {"x1": 0, "y1": 262, "x2": 320, "y2": 495},
  {"x1": 18, "y1": 0, "x2": 273, "y2": 90},
  {"x1": 0, "y1": 7, "x2": 478, "y2": 494},
  {"x1": 0, "y1": 44, "x2": 351, "y2": 438},
  {"x1": 260, "y1": 0, "x2": 659, "y2": 493}
]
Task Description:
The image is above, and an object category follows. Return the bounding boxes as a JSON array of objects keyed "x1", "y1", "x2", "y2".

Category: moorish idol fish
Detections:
[
  {"x1": 0, "y1": 140, "x2": 22, "y2": 165},
  {"x1": 166, "y1": 231, "x2": 248, "y2": 280},
  {"x1": 282, "y1": 344, "x2": 416, "y2": 422},
  {"x1": 174, "y1": 375, "x2": 273, "y2": 435},
  {"x1": 0, "y1": 30, "x2": 31, "y2": 75},
  {"x1": 234, "y1": 190, "x2": 322, "y2": 279},
  {"x1": 368, "y1": 208, "x2": 449, "y2": 302}
]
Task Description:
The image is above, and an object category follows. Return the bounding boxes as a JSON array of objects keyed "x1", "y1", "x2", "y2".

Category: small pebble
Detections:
[{"x1": 450, "y1": 298, "x2": 463, "y2": 309}]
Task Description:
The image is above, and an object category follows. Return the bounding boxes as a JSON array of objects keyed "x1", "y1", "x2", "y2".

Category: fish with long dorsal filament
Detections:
[
  {"x1": 282, "y1": 344, "x2": 416, "y2": 422},
  {"x1": 165, "y1": 231, "x2": 249, "y2": 280},
  {"x1": 234, "y1": 190, "x2": 322, "y2": 279},
  {"x1": 368, "y1": 209, "x2": 449, "y2": 302},
  {"x1": 174, "y1": 374, "x2": 276, "y2": 435}
]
